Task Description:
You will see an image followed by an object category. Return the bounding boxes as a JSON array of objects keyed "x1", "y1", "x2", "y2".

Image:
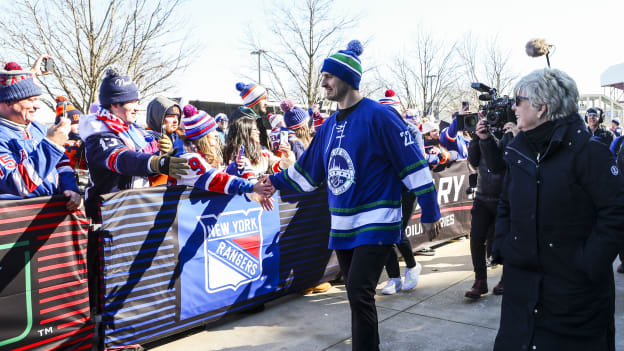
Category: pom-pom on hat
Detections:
[
  {"x1": 236, "y1": 82, "x2": 267, "y2": 107},
  {"x1": 321, "y1": 40, "x2": 364, "y2": 90},
  {"x1": 183, "y1": 104, "x2": 198, "y2": 118},
  {"x1": 280, "y1": 99, "x2": 308, "y2": 130},
  {"x1": 0, "y1": 61, "x2": 42, "y2": 103},
  {"x1": 98, "y1": 66, "x2": 139, "y2": 106},
  {"x1": 379, "y1": 89, "x2": 400, "y2": 106},
  {"x1": 55, "y1": 96, "x2": 82, "y2": 124},
  {"x1": 268, "y1": 113, "x2": 284, "y2": 129},
  {"x1": 182, "y1": 106, "x2": 216, "y2": 140}
]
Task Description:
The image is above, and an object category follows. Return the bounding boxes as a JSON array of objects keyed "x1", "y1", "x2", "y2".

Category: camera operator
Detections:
[{"x1": 463, "y1": 117, "x2": 514, "y2": 299}]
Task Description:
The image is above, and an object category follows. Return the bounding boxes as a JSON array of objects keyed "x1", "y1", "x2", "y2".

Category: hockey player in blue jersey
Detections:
[
  {"x1": 265, "y1": 40, "x2": 441, "y2": 351},
  {"x1": 0, "y1": 59, "x2": 81, "y2": 210}
]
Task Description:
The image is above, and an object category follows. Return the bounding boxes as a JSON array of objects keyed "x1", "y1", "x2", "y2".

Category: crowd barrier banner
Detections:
[
  {"x1": 98, "y1": 186, "x2": 337, "y2": 349},
  {"x1": 0, "y1": 196, "x2": 94, "y2": 351},
  {"x1": 405, "y1": 160, "x2": 473, "y2": 249}
]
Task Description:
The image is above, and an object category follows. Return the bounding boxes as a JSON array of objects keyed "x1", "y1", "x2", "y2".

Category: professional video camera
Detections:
[
  {"x1": 457, "y1": 83, "x2": 516, "y2": 134},
  {"x1": 471, "y1": 82, "x2": 516, "y2": 134}
]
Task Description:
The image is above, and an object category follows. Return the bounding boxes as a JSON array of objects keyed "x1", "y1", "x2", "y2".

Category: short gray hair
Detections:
[{"x1": 513, "y1": 68, "x2": 579, "y2": 121}]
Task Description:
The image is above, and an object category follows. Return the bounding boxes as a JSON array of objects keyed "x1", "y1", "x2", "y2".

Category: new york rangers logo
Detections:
[{"x1": 199, "y1": 208, "x2": 263, "y2": 293}]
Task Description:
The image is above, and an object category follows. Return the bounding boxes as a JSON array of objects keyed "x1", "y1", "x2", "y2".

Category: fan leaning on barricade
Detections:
[
  {"x1": 161, "y1": 106, "x2": 273, "y2": 205},
  {"x1": 0, "y1": 57, "x2": 81, "y2": 211},
  {"x1": 79, "y1": 67, "x2": 190, "y2": 222},
  {"x1": 490, "y1": 68, "x2": 624, "y2": 351},
  {"x1": 264, "y1": 40, "x2": 441, "y2": 351}
]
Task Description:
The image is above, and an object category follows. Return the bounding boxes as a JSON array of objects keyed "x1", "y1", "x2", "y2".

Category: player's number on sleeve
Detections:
[
  {"x1": 188, "y1": 157, "x2": 206, "y2": 175},
  {"x1": 99, "y1": 138, "x2": 121, "y2": 151}
]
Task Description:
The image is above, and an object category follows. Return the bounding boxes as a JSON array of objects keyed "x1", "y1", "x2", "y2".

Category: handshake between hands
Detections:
[{"x1": 254, "y1": 176, "x2": 276, "y2": 211}]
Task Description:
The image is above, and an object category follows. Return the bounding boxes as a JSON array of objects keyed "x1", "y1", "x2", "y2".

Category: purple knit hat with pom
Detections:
[
  {"x1": 280, "y1": 99, "x2": 308, "y2": 130},
  {"x1": 321, "y1": 40, "x2": 364, "y2": 89},
  {"x1": 182, "y1": 104, "x2": 216, "y2": 140}
]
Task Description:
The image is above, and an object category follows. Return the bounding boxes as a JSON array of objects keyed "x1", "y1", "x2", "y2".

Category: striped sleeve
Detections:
[
  {"x1": 378, "y1": 109, "x2": 440, "y2": 223},
  {"x1": 0, "y1": 138, "x2": 64, "y2": 197},
  {"x1": 269, "y1": 134, "x2": 326, "y2": 193},
  {"x1": 178, "y1": 153, "x2": 252, "y2": 195}
]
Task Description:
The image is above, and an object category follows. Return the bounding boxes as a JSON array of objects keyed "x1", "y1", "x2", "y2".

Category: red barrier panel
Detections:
[{"x1": 0, "y1": 196, "x2": 94, "y2": 351}]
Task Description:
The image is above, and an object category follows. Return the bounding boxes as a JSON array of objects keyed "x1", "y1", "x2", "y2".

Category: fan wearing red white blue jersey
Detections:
[
  {"x1": 0, "y1": 59, "x2": 80, "y2": 210},
  {"x1": 172, "y1": 107, "x2": 273, "y2": 201},
  {"x1": 80, "y1": 67, "x2": 189, "y2": 220}
]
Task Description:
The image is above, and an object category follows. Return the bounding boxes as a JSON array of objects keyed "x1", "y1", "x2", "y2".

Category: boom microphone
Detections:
[
  {"x1": 525, "y1": 39, "x2": 550, "y2": 57},
  {"x1": 525, "y1": 38, "x2": 552, "y2": 67}
]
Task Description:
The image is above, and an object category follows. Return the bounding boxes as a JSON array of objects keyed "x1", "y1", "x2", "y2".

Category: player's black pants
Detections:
[{"x1": 336, "y1": 245, "x2": 392, "y2": 351}]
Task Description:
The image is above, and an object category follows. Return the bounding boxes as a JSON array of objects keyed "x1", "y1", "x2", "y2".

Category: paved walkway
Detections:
[{"x1": 149, "y1": 238, "x2": 624, "y2": 351}]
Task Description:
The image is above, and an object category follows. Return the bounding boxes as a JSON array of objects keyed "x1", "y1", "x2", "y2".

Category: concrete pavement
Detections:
[{"x1": 149, "y1": 238, "x2": 624, "y2": 351}]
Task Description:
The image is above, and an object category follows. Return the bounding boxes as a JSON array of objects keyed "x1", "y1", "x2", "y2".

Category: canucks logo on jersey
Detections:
[{"x1": 328, "y1": 147, "x2": 355, "y2": 195}]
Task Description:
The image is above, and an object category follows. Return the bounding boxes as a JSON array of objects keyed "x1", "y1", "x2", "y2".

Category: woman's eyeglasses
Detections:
[{"x1": 514, "y1": 96, "x2": 529, "y2": 106}]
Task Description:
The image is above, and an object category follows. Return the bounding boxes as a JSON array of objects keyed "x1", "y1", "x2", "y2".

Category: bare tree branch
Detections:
[
  {"x1": 0, "y1": 0, "x2": 198, "y2": 113},
  {"x1": 244, "y1": 0, "x2": 358, "y2": 107}
]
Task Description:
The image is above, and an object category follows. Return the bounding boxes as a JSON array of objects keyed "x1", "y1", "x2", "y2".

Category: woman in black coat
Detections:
[{"x1": 491, "y1": 68, "x2": 624, "y2": 351}]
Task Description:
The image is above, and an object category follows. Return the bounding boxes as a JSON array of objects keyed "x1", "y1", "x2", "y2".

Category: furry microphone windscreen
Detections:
[{"x1": 525, "y1": 39, "x2": 550, "y2": 57}]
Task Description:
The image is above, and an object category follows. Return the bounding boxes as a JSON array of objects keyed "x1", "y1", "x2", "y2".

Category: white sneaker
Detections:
[
  {"x1": 381, "y1": 278, "x2": 402, "y2": 295},
  {"x1": 403, "y1": 262, "x2": 422, "y2": 290}
]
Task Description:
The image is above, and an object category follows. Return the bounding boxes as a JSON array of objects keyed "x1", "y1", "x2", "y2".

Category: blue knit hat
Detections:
[
  {"x1": 183, "y1": 105, "x2": 216, "y2": 140},
  {"x1": 321, "y1": 40, "x2": 363, "y2": 90},
  {"x1": 99, "y1": 67, "x2": 139, "y2": 106},
  {"x1": 0, "y1": 62, "x2": 42, "y2": 103},
  {"x1": 280, "y1": 99, "x2": 308, "y2": 130}
]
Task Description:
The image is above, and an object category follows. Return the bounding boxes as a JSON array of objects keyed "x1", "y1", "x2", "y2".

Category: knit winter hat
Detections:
[
  {"x1": 98, "y1": 66, "x2": 139, "y2": 106},
  {"x1": 183, "y1": 106, "x2": 216, "y2": 140},
  {"x1": 0, "y1": 62, "x2": 42, "y2": 103},
  {"x1": 236, "y1": 82, "x2": 267, "y2": 107},
  {"x1": 215, "y1": 113, "x2": 228, "y2": 123},
  {"x1": 405, "y1": 109, "x2": 421, "y2": 124},
  {"x1": 421, "y1": 121, "x2": 439, "y2": 135},
  {"x1": 55, "y1": 96, "x2": 82, "y2": 124},
  {"x1": 268, "y1": 113, "x2": 284, "y2": 129},
  {"x1": 280, "y1": 99, "x2": 308, "y2": 130},
  {"x1": 379, "y1": 89, "x2": 400, "y2": 106},
  {"x1": 321, "y1": 40, "x2": 364, "y2": 90}
]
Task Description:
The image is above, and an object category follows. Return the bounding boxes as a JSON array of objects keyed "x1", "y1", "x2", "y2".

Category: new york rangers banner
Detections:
[
  {"x1": 98, "y1": 186, "x2": 336, "y2": 348},
  {"x1": 0, "y1": 196, "x2": 94, "y2": 351},
  {"x1": 406, "y1": 160, "x2": 473, "y2": 248}
]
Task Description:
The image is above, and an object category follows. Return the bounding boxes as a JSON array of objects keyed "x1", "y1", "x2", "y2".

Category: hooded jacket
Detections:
[{"x1": 146, "y1": 97, "x2": 180, "y2": 138}]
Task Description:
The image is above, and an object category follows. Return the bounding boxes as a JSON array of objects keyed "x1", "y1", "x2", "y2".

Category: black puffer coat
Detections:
[{"x1": 492, "y1": 114, "x2": 624, "y2": 351}]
